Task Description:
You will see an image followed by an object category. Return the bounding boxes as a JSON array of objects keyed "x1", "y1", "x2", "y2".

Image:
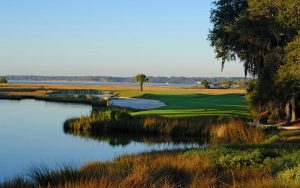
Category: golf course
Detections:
[
  {"x1": 1, "y1": 0, "x2": 300, "y2": 187},
  {"x1": 0, "y1": 84, "x2": 249, "y2": 118},
  {"x1": 1, "y1": 84, "x2": 300, "y2": 187},
  {"x1": 132, "y1": 93, "x2": 248, "y2": 117}
]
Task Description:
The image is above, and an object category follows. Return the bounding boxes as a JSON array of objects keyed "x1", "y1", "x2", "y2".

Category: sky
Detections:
[{"x1": 0, "y1": 0, "x2": 244, "y2": 77}]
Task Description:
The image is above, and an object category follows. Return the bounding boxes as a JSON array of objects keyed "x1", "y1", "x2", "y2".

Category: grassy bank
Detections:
[
  {"x1": 2, "y1": 128, "x2": 298, "y2": 188},
  {"x1": 0, "y1": 95, "x2": 107, "y2": 106},
  {"x1": 64, "y1": 109, "x2": 251, "y2": 138}
]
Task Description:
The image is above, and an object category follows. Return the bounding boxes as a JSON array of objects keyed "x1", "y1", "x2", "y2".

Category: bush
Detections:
[
  {"x1": 278, "y1": 163, "x2": 300, "y2": 185},
  {"x1": 265, "y1": 151, "x2": 300, "y2": 175},
  {"x1": 0, "y1": 77, "x2": 7, "y2": 83},
  {"x1": 218, "y1": 149, "x2": 264, "y2": 168}
]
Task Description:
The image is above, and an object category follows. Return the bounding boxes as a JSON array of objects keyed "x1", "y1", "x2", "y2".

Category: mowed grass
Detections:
[
  {"x1": 133, "y1": 93, "x2": 249, "y2": 117},
  {"x1": 0, "y1": 84, "x2": 249, "y2": 117}
]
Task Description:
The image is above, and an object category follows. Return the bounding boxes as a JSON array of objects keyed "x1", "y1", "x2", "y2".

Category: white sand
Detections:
[{"x1": 110, "y1": 98, "x2": 166, "y2": 109}]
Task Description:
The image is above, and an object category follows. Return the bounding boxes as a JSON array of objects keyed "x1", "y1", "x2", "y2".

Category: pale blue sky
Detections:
[{"x1": 0, "y1": 0, "x2": 243, "y2": 77}]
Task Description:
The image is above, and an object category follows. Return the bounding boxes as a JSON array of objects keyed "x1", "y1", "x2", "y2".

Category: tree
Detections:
[
  {"x1": 210, "y1": 0, "x2": 300, "y2": 124},
  {"x1": 248, "y1": 0, "x2": 300, "y2": 31},
  {"x1": 221, "y1": 80, "x2": 234, "y2": 88},
  {"x1": 201, "y1": 80, "x2": 210, "y2": 89},
  {"x1": 135, "y1": 74, "x2": 149, "y2": 91},
  {"x1": 210, "y1": 0, "x2": 300, "y2": 76},
  {"x1": 250, "y1": 48, "x2": 283, "y2": 123},
  {"x1": 0, "y1": 77, "x2": 7, "y2": 83},
  {"x1": 276, "y1": 33, "x2": 300, "y2": 122},
  {"x1": 209, "y1": 0, "x2": 248, "y2": 72}
]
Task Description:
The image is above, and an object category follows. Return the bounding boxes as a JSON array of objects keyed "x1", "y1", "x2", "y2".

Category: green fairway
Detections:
[{"x1": 132, "y1": 93, "x2": 249, "y2": 117}]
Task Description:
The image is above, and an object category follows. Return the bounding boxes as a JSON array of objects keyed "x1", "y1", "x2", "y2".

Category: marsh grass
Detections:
[
  {"x1": 3, "y1": 144, "x2": 300, "y2": 188},
  {"x1": 210, "y1": 120, "x2": 265, "y2": 144},
  {"x1": 1, "y1": 124, "x2": 298, "y2": 188},
  {"x1": 64, "y1": 109, "x2": 250, "y2": 140}
]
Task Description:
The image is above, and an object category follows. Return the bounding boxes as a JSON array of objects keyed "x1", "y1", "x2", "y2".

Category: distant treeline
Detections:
[{"x1": 6, "y1": 75, "x2": 246, "y2": 84}]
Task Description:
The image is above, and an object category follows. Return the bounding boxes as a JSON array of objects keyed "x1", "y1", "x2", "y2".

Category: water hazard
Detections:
[{"x1": 0, "y1": 99, "x2": 205, "y2": 179}]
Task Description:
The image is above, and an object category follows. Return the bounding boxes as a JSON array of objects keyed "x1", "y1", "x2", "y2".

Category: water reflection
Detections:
[
  {"x1": 64, "y1": 129, "x2": 208, "y2": 147},
  {"x1": 0, "y1": 99, "x2": 207, "y2": 180}
]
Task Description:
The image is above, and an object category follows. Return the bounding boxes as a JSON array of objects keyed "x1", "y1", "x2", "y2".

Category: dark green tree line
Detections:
[{"x1": 209, "y1": 0, "x2": 300, "y2": 123}]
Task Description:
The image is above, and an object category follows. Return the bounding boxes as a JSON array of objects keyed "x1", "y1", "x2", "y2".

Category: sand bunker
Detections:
[{"x1": 111, "y1": 98, "x2": 166, "y2": 109}]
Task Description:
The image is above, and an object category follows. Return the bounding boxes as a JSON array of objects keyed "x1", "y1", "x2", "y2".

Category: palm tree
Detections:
[{"x1": 135, "y1": 74, "x2": 149, "y2": 91}]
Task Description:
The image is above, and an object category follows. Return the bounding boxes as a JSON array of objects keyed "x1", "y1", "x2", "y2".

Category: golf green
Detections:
[{"x1": 132, "y1": 93, "x2": 249, "y2": 117}]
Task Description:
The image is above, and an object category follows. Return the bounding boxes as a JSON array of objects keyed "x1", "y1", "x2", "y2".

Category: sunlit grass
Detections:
[
  {"x1": 0, "y1": 84, "x2": 248, "y2": 117},
  {"x1": 64, "y1": 109, "x2": 250, "y2": 138},
  {"x1": 134, "y1": 93, "x2": 249, "y2": 117},
  {"x1": 3, "y1": 138, "x2": 300, "y2": 188}
]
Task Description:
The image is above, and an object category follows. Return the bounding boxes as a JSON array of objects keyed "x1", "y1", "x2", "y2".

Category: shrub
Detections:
[
  {"x1": 278, "y1": 163, "x2": 300, "y2": 185},
  {"x1": 0, "y1": 77, "x2": 7, "y2": 84},
  {"x1": 218, "y1": 149, "x2": 264, "y2": 168}
]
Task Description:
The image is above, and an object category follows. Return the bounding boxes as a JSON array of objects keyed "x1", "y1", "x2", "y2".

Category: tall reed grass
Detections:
[
  {"x1": 64, "y1": 109, "x2": 247, "y2": 138},
  {"x1": 210, "y1": 120, "x2": 265, "y2": 144},
  {"x1": 2, "y1": 146, "x2": 300, "y2": 188}
]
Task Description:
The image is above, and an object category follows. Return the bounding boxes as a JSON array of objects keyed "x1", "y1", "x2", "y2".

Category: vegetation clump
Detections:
[
  {"x1": 3, "y1": 139, "x2": 300, "y2": 187},
  {"x1": 64, "y1": 109, "x2": 254, "y2": 139},
  {"x1": 209, "y1": 0, "x2": 300, "y2": 124},
  {"x1": 0, "y1": 76, "x2": 7, "y2": 83}
]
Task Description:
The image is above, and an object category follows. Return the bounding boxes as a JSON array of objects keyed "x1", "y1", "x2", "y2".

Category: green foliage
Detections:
[
  {"x1": 134, "y1": 74, "x2": 148, "y2": 83},
  {"x1": 201, "y1": 80, "x2": 210, "y2": 88},
  {"x1": 134, "y1": 74, "x2": 149, "y2": 91},
  {"x1": 217, "y1": 149, "x2": 264, "y2": 167},
  {"x1": 220, "y1": 80, "x2": 234, "y2": 88},
  {"x1": 261, "y1": 135, "x2": 281, "y2": 144},
  {"x1": 249, "y1": 48, "x2": 283, "y2": 122},
  {"x1": 263, "y1": 151, "x2": 300, "y2": 177},
  {"x1": 65, "y1": 109, "x2": 242, "y2": 137},
  {"x1": 0, "y1": 76, "x2": 7, "y2": 83},
  {"x1": 248, "y1": 0, "x2": 300, "y2": 31},
  {"x1": 277, "y1": 33, "x2": 300, "y2": 99},
  {"x1": 209, "y1": 0, "x2": 248, "y2": 71},
  {"x1": 94, "y1": 109, "x2": 131, "y2": 121},
  {"x1": 210, "y1": 0, "x2": 300, "y2": 123},
  {"x1": 278, "y1": 164, "x2": 300, "y2": 184},
  {"x1": 187, "y1": 145, "x2": 283, "y2": 169},
  {"x1": 283, "y1": 33, "x2": 300, "y2": 65}
]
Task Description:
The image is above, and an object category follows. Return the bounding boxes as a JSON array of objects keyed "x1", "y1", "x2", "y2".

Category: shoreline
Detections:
[{"x1": 0, "y1": 95, "x2": 107, "y2": 106}]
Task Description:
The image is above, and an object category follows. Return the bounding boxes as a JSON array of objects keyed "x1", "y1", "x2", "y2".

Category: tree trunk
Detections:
[
  {"x1": 291, "y1": 97, "x2": 296, "y2": 122},
  {"x1": 285, "y1": 102, "x2": 291, "y2": 122},
  {"x1": 252, "y1": 106, "x2": 262, "y2": 126},
  {"x1": 140, "y1": 83, "x2": 143, "y2": 91},
  {"x1": 271, "y1": 103, "x2": 279, "y2": 124}
]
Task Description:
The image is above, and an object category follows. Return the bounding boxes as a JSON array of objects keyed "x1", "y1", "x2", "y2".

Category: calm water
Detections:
[
  {"x1": 9, "y1": 80, "x2": 198, "y2": 87},
  {"x1": 0, "y1": 99, "x2": 203, "y2": 179}
]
